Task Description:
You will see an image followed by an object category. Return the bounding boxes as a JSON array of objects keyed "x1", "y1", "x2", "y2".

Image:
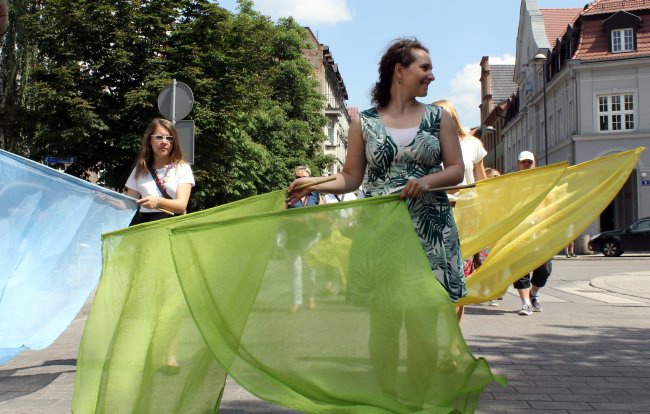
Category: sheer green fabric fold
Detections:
[
  {"x1": 459, "y1": 148, "x2": 644, "y2": 305},
  {"x1": 73, "y1": 148, "x2": 641, "y2": 413},
  {"x1": 169, "y1": 196, "x2": 503, "y2": 414},
  {"x1": 72, "y1": 191, "x2": 287, "y2": 413}
]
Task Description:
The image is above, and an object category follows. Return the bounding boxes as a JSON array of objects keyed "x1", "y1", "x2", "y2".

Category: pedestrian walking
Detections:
[
  {"x1": 512, "y1": 150, "x2": 552, "y2": 315},
  {"x1": 287, "y1": 165, "x2": 319, "y2": 313},
  {"x1": 565, "y1": 239, "x2": 576, "y2": 257}
]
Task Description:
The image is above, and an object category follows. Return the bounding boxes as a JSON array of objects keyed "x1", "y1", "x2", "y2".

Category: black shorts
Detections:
[
  {"x1": 129, "y1": 211, "x2": 173, "y2": 226},
  {"x1": 513, "y1": 260, "x2": 552, "y2": 289}
]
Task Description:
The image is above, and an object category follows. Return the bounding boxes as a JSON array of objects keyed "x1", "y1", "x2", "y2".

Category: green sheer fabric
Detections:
[
  {"x1": 169, "y1": 196, "x2": 502, "y2": 413},
  {"x1": 73, "y1": 191, "x2": 287, "y2": 413},
  {"x1": 73, "y1": 148, "x2": 643, "y2": 413}
]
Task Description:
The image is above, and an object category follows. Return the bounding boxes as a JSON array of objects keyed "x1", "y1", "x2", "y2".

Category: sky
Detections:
[{"x1": 217, "y1": 0, "x2": 588, "y2": 127}]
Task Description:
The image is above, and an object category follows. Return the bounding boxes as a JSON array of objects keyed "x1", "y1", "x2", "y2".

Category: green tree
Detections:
[{"x1": 0, "y1": 0, "x2": 330, "y2": 210}]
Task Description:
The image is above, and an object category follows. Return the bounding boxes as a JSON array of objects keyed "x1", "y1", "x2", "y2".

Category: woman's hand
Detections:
[
  {"x1": 400, "y1": 177, "x2": 430, "y2": 200},
  {"x1": 286, "y1": 177, "x2": 314, "y2": 208},
  {"x1": 137, "y1": 195, "x2": 160, "y2": 210}
]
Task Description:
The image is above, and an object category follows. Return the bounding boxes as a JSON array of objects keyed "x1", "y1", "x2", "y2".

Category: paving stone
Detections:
[{"x1": 2, "y1": 258, "x2": 650, "y2": 413}]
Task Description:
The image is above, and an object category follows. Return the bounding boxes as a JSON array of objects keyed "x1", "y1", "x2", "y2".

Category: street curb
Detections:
[{"x1": 590, "y1": 275, "x2": 650, "y2": 301}]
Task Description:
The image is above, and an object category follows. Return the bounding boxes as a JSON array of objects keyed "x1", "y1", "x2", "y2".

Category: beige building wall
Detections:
[{"x1": 303, "y1": 28, "x2": 350, "y2": 174}]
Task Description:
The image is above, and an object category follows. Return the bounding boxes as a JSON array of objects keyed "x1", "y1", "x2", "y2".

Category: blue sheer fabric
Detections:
[{"x1": 0, "y1": 150, "x2": 137, "y2": 365}]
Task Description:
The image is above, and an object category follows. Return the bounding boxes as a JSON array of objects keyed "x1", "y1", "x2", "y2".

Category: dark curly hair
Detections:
[{"x1": 371, "y1": 38, "x2": 429, "y2": 108}]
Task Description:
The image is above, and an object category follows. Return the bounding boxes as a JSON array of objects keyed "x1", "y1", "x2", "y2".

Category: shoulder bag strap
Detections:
[{"x1": 148, "y1": 165, "x2": 173, "y2": 199}]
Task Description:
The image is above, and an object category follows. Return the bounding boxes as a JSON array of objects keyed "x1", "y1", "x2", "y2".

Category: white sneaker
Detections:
[
  {"x1": 518, "y1": 304, "x2": 533, "y2": 316},
  {"x1": 488, "y1": 300, "x2": 500, "y2": 307},
  {"x1": 530, "y1": 296, "x2": 542, "y2": 312}
]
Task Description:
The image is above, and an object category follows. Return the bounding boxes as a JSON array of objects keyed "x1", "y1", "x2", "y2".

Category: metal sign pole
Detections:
[
  {"x1": 171, "y1": 79, "x2": 177, "y2": 125},
  {"x1": 158, "y1": 80, "x2": 195, "y2": 163}
]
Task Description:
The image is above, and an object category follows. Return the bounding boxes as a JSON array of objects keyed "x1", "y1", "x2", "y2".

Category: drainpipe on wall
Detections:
[{"x1": 570, "y1": 62, "x2": 578, "y2": 166}]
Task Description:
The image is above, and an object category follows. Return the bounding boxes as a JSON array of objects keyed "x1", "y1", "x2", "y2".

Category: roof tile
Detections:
[
  {"x1": 582, "y1": 0, "x2": 650, "y2": 16},
  {"x1": 489, "y1": 65, "x2": 517, "y2": 105},
  {"x1": 574, "y1": 10, "x2": 650, "y2": 60},
  {"x1": 541, "y1": 8, "x2": 583, "y2": 45}
]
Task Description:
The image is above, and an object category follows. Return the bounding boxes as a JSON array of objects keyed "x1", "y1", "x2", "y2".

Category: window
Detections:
[
  {"x1": 327, "y1": 119, "x2": 336, "y2": 145},
  {"x1": 631, "y1": 219, "x2": 650, "y2": 231},
  {"x1": 612, "y1": 28, "x2": 634, "y2": 53},
  {"x1": 598, "y1": 93, "x2": 635, "y2": 132}
]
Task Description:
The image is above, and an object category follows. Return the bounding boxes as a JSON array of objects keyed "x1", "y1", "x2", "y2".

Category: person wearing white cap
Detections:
[
  {"x1": 512, "y1": 150, "x2": 552, "y2": 315},
  {"x1": 517, "y1": 150, "x2": 535, "y2": 169}
]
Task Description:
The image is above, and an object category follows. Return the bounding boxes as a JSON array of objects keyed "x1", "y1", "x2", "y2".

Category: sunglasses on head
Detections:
[{"x1": 152, "y1": 135, "x2": 174, "y2": 143}]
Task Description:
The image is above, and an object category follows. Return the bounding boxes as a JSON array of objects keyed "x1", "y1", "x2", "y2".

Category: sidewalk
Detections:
[
  {"x1": 1, "y1": 256, "x2": 649, "y2": 413},
  {"x1": 561, "y1": 253, "x2": 650, "y2": 300}
]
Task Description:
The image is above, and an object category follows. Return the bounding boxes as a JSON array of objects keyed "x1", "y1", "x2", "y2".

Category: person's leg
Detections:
[
  {"x1": 369, "y1": 307, "x2": 403, "y2": 396},
  {"x1": 308, "y1": 267, "x2": 317, "y2": 310},
  {"x1": 292, "y1": 255, "x2": 303, "y2": 313},
  {"x1": 530, "y1": 260, "x2": 552, "y2": 312},
  {"x1": 513, "y1": 274, "x2": 532, "y2": 315},
  {"x1": 403, "y1": 306, "x2": 439, "y2": 409},
  {"x1": 570, "y1": 241, "x2": 576, "y2": 257}
]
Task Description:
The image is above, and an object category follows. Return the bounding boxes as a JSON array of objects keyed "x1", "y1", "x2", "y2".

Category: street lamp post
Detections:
[{"x1": 534, "y1": 53, "x2": 549, "y2": 165}]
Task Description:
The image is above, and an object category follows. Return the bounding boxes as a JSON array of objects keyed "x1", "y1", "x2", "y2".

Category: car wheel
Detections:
[{"x1": 601, "y1": 240, "x2": 623, "y2": 257}]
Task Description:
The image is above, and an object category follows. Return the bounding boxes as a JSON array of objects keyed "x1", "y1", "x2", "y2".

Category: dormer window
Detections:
[
  {"x1": 611, "y1": 28, "x2": 634, "y2": 53},
  {"x1": 604, "y1": 11, "x2": 641, "y2": 54}
]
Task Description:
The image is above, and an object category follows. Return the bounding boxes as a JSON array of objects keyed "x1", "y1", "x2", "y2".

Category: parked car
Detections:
[{"x1": 588, "y1": 217, "x2": 650, "y2": 257}]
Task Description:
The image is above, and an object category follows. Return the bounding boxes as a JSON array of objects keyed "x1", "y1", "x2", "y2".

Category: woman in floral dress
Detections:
[
  {"x1": 287, "y1": 38, "x2": 465, "y2": 302},
  {"x1": 287, "y1": 38, "x2": 467, "y2": 403}
]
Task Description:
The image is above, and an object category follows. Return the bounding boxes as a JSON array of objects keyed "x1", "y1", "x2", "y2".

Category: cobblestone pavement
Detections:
[{"x1": 1, "y1": 255, "x2": 649, "y2": 413}]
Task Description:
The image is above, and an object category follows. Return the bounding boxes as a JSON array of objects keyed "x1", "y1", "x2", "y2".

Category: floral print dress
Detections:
[{"x1": 359, "y1": 105, "x2": 466, "y2": 302}]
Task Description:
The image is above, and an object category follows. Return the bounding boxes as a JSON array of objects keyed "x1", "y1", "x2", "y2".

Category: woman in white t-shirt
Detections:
[
  {"x1": 126, "y1": 118, "x2": 195, "y2": 225},
  {"x1": 432, "y1": 100, "x2": 487, "y2": 184}
]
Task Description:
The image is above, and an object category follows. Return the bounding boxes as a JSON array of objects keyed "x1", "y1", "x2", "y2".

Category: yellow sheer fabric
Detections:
[
  {"x1": 459, "y1": 148, "x2": 644, "y2": 305},
  {"x1": 454, "y1": 163, "x2": 568, "y2": 258}
]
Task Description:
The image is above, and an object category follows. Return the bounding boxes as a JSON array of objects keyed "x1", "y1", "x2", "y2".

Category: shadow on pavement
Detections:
[
  {"x1": 471, "y1": 325, "x2": 650, "y2": 413},
  {"x1": 220, "y1": 400, "x2": 301, "y2": 413},
  {"x1": 0, "y1": 359, "x2": 77, "y2": 402}
]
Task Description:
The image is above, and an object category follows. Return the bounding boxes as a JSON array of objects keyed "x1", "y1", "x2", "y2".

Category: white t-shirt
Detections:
[
  {"x1": 385, "y1": 126, "x2": 419, "y2": 147},
  {"x1": 459, "y1": 137, "x2": 487, "y2": 185},
  {"x1": 323, "y1": 192, "x2": 358, "y2": 204},
  {"x1": 125, "y1": 162, "x2": 195, "y2": 213}
]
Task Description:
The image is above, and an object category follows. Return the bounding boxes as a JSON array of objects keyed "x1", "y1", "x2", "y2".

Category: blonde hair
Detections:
[
  {"x1": 134, "y1": 118, "x2": 184, "y2": 177},
  {"x1": 485, "y1": 168, "x2": 501, "y2": 178},
  {"x1": 432, "y1": 99, "x2": 465, "y2": 137}
]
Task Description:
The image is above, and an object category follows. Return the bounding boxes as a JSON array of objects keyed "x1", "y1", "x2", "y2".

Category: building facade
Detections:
[
  {"x1": 502, "y1": 0, "x2": 650, "y2": 236},
  {"x1": 303, "y1": 28, "x2": 350, "y2": 175},
  {"x1": 479, "y1": 57, "x2": 517, "y2": 173}
]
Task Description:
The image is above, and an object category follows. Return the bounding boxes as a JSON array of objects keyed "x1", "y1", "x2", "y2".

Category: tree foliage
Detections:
[{"x1": 0, "y1": 0, "x2": 329, "y2": 210}]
